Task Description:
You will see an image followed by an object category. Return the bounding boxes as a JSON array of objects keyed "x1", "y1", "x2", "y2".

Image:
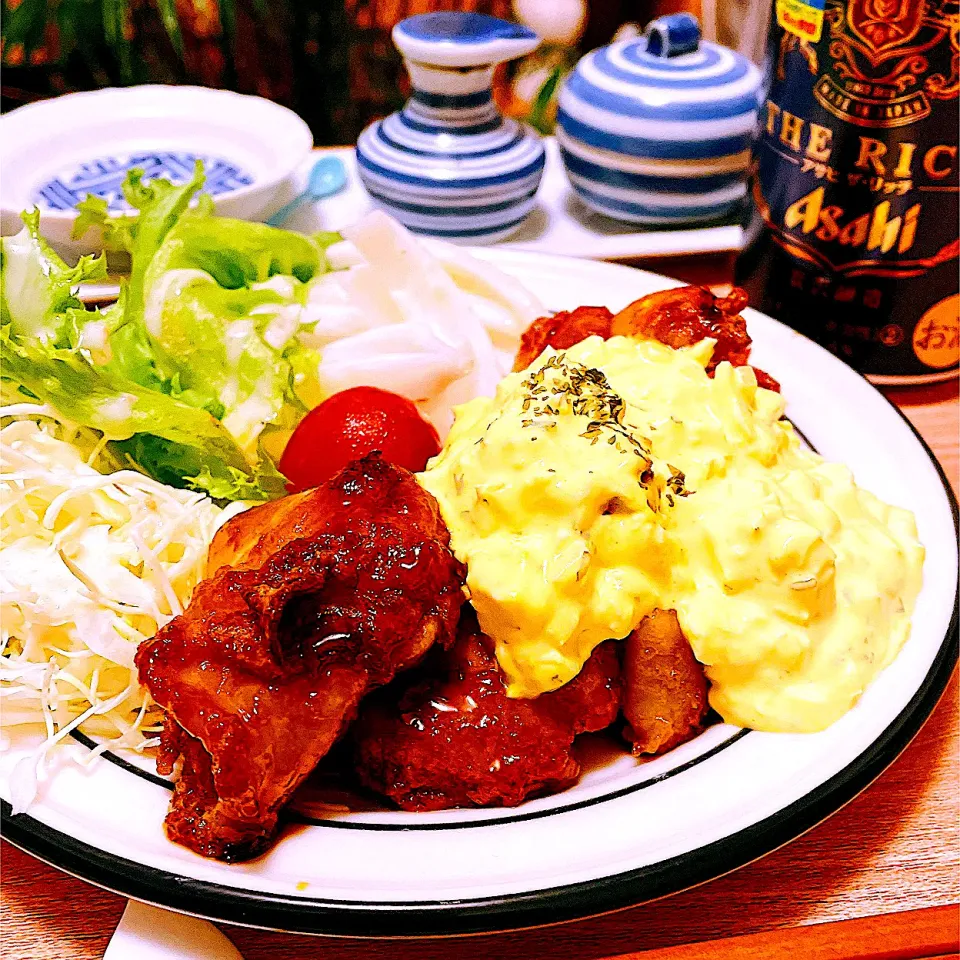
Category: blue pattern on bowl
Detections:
[
  {"x1": 556, "y1": 14, "x2": 762, "y2": 226},
  {"x1": 32, "y1": 152, "x2": 254, "y2": 212},
  {"x1": 355, "y1": 12, "x2": 544, "y2": 244}
]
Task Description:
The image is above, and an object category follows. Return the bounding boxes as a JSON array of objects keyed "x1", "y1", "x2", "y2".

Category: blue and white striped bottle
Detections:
[
  {"x1": 556, "y1": 14, "x2": 763, "y2": 225},
  {"x1": 356, "y1": 13, "x2": 546, "y2": 244}
]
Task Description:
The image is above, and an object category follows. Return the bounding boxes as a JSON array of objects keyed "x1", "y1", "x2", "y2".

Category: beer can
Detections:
[{"x1": 737, "y1": 0, "x2": 959, "y2": 383}]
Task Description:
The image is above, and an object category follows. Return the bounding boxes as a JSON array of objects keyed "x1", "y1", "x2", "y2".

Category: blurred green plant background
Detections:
[
  {"x1": 1, "y1": 1, "x2": 641, "y2": 141},
  {"x1": 0, "y1": 0, "x2": 354, "y2": 143}
]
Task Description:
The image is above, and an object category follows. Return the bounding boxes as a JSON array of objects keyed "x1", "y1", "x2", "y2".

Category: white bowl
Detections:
[{"x1": 0, "y1": 85, "x2": 313, "y2": 259}]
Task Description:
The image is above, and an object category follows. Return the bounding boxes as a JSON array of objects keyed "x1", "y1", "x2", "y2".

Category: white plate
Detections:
[
  {"x1": 286, "y1": 139, "x2": 746, "y2": 259},
  {"x1": 0, "y1": 86, "x2": 313, "y2": 259},
  {"x1": 2, "y1": 253, "x2": 956, "y2": 937}
]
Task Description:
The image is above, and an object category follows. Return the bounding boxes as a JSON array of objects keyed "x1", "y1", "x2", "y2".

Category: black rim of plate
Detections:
[{"x1": 1, "y1": 388, "x2": 958, "y2": 940}]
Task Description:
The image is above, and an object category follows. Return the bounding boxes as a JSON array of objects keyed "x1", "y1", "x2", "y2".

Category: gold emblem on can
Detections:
[
  {"x1": 912, "y1": 294, "x2": 960, "y2": 368},
  {"x1": 810, "y1": 0, "x2": 959, "y2": 128}
]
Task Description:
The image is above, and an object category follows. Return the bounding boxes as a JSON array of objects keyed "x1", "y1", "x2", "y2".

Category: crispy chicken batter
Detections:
[
  {"x1": 135, "y1": 455, "x2": 465, "y2": 861},
  {"x1": 514, "y1": 305, "x2": 614, "y2": 371},
  {"x1": 205, "y1": 450, "x2": 451, "y2": 575},
  {"x1": 352, "y1": 621, "x2": 621, "y2": 811},
  {"x1": 514, "y1": 286, "x2": 780, "y2": 391},
  {"x1": 621, "y1": 609, "x2": 709, "y2": 756}
]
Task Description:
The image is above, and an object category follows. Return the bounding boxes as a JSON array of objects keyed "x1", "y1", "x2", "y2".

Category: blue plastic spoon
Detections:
[{"x1": 267, "y1": 155, "x2": 347, "y2": 227}]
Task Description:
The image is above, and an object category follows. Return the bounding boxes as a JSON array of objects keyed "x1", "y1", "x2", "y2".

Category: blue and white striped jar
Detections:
[
  {"x1": 356, "y1": 13, "x2": 546, "y2": 244},
  {"x1": 556, "y1": 14, "x2": 763, "y2": 225}
]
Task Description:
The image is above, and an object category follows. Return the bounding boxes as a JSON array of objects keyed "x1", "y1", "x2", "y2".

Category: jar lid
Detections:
[
  {"x1": 393, "y1": 13, "x2": 539, "y2": 69},
  {"x1": 564, "y1": 14, "x2": 762, "y2": 124}
]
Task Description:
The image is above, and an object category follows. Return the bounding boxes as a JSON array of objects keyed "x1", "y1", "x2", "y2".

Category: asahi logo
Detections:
[{"x1": 809, "y1": 0, "x2": 958, "y2": 127}]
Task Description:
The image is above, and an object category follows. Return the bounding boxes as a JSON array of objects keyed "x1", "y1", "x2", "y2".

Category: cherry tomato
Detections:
[{"x1": 279, "y1": 386, "x2": 441, "y2": 492}]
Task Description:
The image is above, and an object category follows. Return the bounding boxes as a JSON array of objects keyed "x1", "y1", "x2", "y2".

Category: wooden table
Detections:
[{"x1": 2, "y1": 254, "x2": 958, "y2": 960}]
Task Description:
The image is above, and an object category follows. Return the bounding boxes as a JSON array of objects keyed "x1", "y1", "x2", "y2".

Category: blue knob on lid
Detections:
[{"x1": 644, "y1": 13, "x2": 701, "y2": 58}]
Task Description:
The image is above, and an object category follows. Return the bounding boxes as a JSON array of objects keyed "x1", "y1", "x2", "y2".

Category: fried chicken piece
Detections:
[
  {"x1": 611, "y1": 286, "x2": 752, "y2": 369},
  {"x1": 352, "y1": 621, "x2": 621, "y2": 811},
  {"x1": 611, "y1": 286, "x2": 780, "y2": 391},
  {"x1": 135, "y1": 455, "x2": 465, "y2": 861},
  {"x1": 206, "y1": 452, "x2": 447, "y2": 575},
  {"x1": 513, "y1": 305, "x2": 614, "y2": 371},
  {"x1": 621, "y1": 609, "x2": 709, "y2": 756},
  {"x1": 514, "y1": 287, "x2": 780, "y2": 391}
]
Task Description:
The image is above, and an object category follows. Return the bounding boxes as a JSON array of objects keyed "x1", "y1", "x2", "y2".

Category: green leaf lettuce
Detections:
[{"x1": 1, "y1": 164, "x2": 342, "y2": 501}]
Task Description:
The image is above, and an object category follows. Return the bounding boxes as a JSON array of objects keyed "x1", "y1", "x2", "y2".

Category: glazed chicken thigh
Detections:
[
  {"x1": 135, "y1": 455, "x2": 465, "y2": 861},
  {"x1": 352, "y1": 618, "x2": 621, "y2": 811}
]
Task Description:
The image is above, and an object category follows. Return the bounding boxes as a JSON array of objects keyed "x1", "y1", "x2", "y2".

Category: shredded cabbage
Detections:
[{"x1": 0, "y1": 404, "x2": 238, "y2": 811}]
